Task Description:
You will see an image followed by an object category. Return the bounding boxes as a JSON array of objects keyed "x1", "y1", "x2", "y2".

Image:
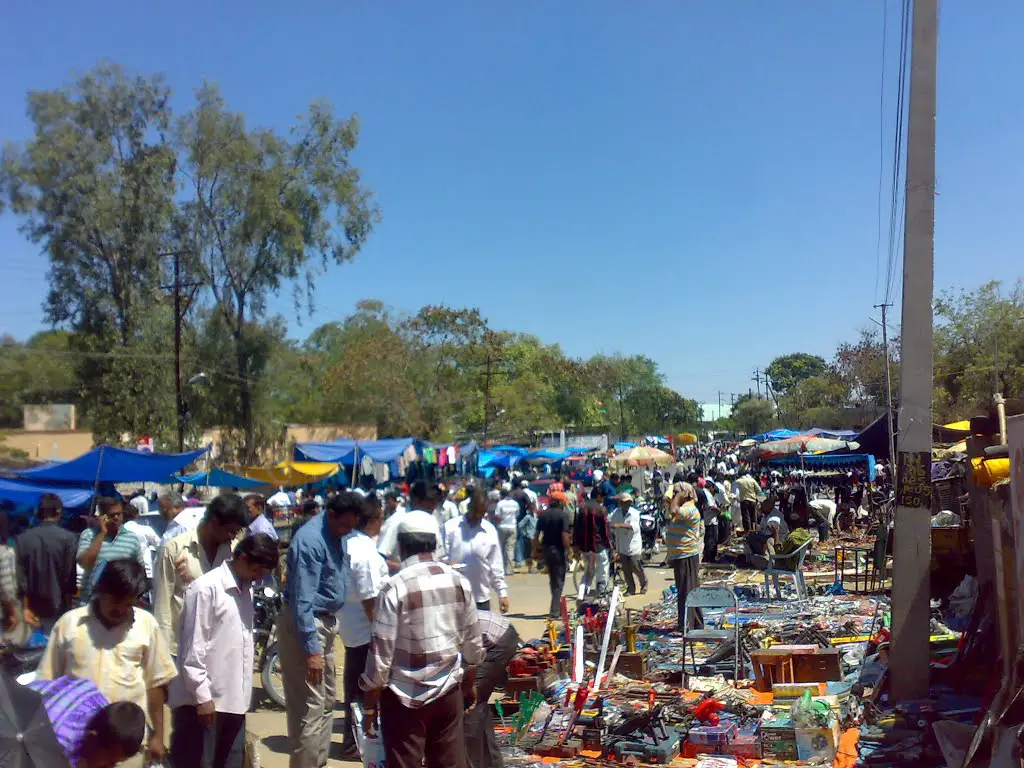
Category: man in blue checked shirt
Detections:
[{"x1": 277, "y1": 492, "x2": 362, "y2": 768}]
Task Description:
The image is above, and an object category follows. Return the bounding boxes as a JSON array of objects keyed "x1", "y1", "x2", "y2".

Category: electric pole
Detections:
[
  {"x1": 159, "y1": 250, "x2": 203, "y2": 454},
  {"x1": 752, "y1": 369, "x2": 761, "y2": 397},
  {"x1": 475, "y1": 337, "x2": 512, "y2": 443},
  {"x1": 874, "y1": 302, "x2": 897, "y2": 465},
  {"x1": 890, "y1": 0, "x2": 937, "y2": 702}
]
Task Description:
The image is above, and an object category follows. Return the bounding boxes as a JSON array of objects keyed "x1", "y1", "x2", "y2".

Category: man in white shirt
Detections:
[
  {"x1": 379, "y1": 482, "x2": 440, "y2": 569},
  {"x1": 168, "y1": 533, "x2": 278, "y2": 768},
  {"x1": 491, "y1": 488, "x2": 521, "y2": 575},
  {"x1": 338, "y1": 501, "x2": 389, "y2": 758},
  {"x1": 160, "y1": 504, "x2": 206, "y2": 546},
  {"x1": 445, "y1": 488, "x2": 510, "y2": 614},
  {"x1": 123, "y1": 497, "x2": 161, "y2": 580},
  {"x1": 609, "y1": 493, "x2": 647, "y2": 595},
  {"x1": 520, "y1": 479, "x2": 538, "y2": 511}
]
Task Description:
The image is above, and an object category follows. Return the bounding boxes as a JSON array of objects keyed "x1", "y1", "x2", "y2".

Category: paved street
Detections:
[{"x1": 245, "y1": 562, "x2": 674, "y2": 766}]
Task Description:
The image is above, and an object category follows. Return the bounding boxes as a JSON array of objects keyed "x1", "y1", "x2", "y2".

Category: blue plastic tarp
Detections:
[
  {"x1": 15, "y1": 445, "x2": 209, "y2": 484},
  {"x1": 613, "y1": 442, "x2": 637, "y2": 452},
  {"x1": 0, "y1": 478, "x2": 94, "y2": 509},
  {"x1": 176, "y1": 467, "x2": 266, "y2": 489},
  {"x1": 478, "y1": 451, "x2": 521, "y2": 469},
  {"x1": 295, "y1": 438, "x2": 415, "y2": 465},
  {"x1": 487, "y1": 445, "x2": 529, "y2": 456},
  {"x1": 766, "y1": 453, "x2": 877, "y2": 480},
  {"x1": 525, "y1": 450, "x2": 569, "y2": 463},
  {"x1": 807, "y1": 428, "x2": 859, "y2": 439},
  {"x1": 293, "y1": 439, "x2": 357, "y2": 463},
  {"x1": 748, "y1": 429, "x2": 802, "y2": 443}
]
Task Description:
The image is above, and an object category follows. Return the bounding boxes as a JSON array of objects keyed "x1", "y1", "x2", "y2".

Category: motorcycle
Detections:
[
  {"x1": 638, "y1": 502, "x2": 661, "y2": 562},
  {"x1": 254, "y1": 581, "x2": 286, "y2": 709}
]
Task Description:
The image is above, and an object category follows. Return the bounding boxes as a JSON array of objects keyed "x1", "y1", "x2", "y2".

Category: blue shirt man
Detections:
[{"x1": 278, "y1": 493, "x2": 363, "y2": 768}]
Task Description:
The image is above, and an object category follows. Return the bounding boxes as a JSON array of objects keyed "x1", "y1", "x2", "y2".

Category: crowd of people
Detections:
[{"x1": 0, "y1": 443, "x2": 893, "y2": 768}]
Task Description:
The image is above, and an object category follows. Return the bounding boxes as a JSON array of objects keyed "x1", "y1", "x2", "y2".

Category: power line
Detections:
[
  {"x1": 874, "y1": 0, "x2": 889, "y2": 302},
  {"x1": 884, "y1": 0, "x2": 912, "y2": 306}
]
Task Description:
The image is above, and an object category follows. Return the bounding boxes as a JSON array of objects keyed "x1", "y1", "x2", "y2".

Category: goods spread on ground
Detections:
[{"x1": 493, "y1": 566, "x2": 988, "y2": 768}]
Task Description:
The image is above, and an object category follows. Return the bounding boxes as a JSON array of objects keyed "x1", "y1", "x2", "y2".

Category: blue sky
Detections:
[{"x1": 1, "y1": 1, "x2": 1022, "y2": 403}]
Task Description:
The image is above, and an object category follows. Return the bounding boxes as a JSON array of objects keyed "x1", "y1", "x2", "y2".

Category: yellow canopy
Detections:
[
  {"x1": 943, "y1": 420, "x2": 972, "y2": 432},
  {"x1": 972, "y1": 456, "x2": 1009, "y2": 488},
  {"x1": 676, "y1": 433, "x2": 698, "y2": 445},
  {"x1": 237, "y1": 461, "x2": 339, "y2": 486}
]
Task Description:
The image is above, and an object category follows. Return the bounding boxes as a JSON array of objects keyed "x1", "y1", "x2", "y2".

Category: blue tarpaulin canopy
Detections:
[
  {"x1": 478, "y1": 451, "x2": 521, "y2": 469},
  {"x1": 524, "y1": 450, "x2": 569, "y2": 463},
  {"x1": 613, "y1": 441, "x2": 637, "y2": 452},
  {"x1": 294, "y1": 438, "x2": 414, "y2": 465},
  {"x1": 748, "y1": 429, "x2": 802, "y2": 443},
  {"x1": 0, "y1": 478, "x2": 94, "y2": 509},
  {"x1": 487, "y1": 445, "x2": 529, "y2": 456},
  {"x1": 807, "y1": 428, "x2": 859, "y2": 439},
  {"x1": 767, "y1": 453, "x2": 877, "y2": 480},
  {"x1": 175, "y1": 467, "x2": 266, "y2": 489},
  {"x1": 15, "y1": 445, "x2": 209, "y2": 484}
]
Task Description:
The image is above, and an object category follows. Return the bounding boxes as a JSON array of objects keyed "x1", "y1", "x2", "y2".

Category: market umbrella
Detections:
[
  {"x1": 757, "y1": 435, "x2": 860, "y2": 458},
  {"x1": 0, "y1": 672, "x2": 70, "y2": 767},
  {"x1": 609, "y1": 445, "x2": 676, "y2": 467}
]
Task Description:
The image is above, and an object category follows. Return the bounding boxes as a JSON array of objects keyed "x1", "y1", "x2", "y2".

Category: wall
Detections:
[
  {"x1": 22, "y1": 404, "x2": 76, "y2": 431},
  {"x1": 285, "y1": 424, "x2": 378, "y2": 443},
  {"x1": 2, "y1": 430, "x2": 94, "y2": 460}
]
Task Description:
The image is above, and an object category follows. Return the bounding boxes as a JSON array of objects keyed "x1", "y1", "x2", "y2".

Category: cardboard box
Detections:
[
  {"x1": 688, "y1": 720, "x2": 738, "y2": 746},
  {"x1": 796, "y1": 721, "x2": 841, "y2": 761},
  {"x1": 760, "y1": 716, "x2": 797, "y2": 761}
]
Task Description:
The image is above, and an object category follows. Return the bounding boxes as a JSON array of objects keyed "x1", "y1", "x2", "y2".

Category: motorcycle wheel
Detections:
[{"x1": 261, "y1": 643, "x2": 287, "y2": 709}]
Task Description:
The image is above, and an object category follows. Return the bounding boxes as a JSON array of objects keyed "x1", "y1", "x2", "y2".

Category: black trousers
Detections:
[
  {"x1": 342, "y1": 643, "x2": 371, "y2": 748},
  {"x1": 703, "y1": 524, "x2": 718, "y2": 563},
  {"x1": 466, "y1": 626, "x2": 520, "y2": 768},
  {"x1": 672, "y1": 555, "x2": 704, "y2": 631},
  {"x1": 617, "y1": 554, "x2": 647, "y2": 594},
  {"x1": 543, "y1": 547, "x2": 566, "y2": 617},
  {"x1": 170, "y1": 706, "x2": 246, "y2": 768},
  {"x1": 381, "y1": 685, "x2": 466, "y2": 768},
  {"x1": 740, "y1": 500, "x2": 757, "y2": 531}
]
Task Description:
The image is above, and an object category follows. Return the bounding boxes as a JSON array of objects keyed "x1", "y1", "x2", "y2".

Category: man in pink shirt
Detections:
[{"x1": 168, "y1": 533, "x2": 279, "y2": 768}]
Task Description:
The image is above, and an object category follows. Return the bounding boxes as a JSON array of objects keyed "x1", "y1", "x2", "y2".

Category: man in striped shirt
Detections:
[
  {"x1": 76, "y1": 497, "x2": 147, "y2": 606},
  {"x1": 466, "y1": 610, "x2": 520, "y2": 768},
  {"x1": 360, "y1": 510, "x2": 484, "y2": 768}
]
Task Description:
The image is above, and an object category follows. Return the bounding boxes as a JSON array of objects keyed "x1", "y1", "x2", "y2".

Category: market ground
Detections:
[{"x1": 245, "y1": 562, "x2": 677, "y2": 767}]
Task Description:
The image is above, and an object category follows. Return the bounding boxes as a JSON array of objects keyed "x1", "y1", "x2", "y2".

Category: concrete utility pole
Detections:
[
  {"x1": 874, "y1": 302, "x2": 897, "y2": 464},
  {"x1": 890, "y1": 0, "x2": 937, "y2": 702},
  {"x1": 752, "y1": 369, "x2": 761, "y2": 397}
]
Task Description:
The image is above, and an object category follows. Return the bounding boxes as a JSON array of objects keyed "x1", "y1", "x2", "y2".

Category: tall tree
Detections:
[
  {"x1": 1, "y1": 63, "x2": 179, "y2": 442},
  {"x1": 731, "y1": 397, "x2": 776, "y2": 436},
  {"x1": 765, "y1": 353, "x2": 828, "y2": 396},
  {"x1": 176, "y1": 84, "x2": 380, "y2": 459}
]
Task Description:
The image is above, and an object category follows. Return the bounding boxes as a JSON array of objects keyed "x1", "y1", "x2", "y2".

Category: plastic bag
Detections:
[
  {"x1": 790, "y1": 690, "x2": 816, "y2": 728},
  {"x1": 350, "y1": 702, "x2": 386, "y2": 768}
]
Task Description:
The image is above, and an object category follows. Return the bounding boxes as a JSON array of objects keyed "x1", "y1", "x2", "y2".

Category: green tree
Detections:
[
  {"x1": 0, "y1": 331, "x2": 80, "y2": 428},
  {"x1": 765, "y1": 353, "x2": 828, "y2": 396},
  {"x1": 1, "y1": 63, "x2": 178, "y2": 442},
  {"x1": 176, "y1": 84, "x2": 380, "y2": 460},
  {"x1": 731, "y1": 397, "x2": 776, "y2": 436},
  {"x1": 933, "y1": 279, "x2": 1024, "y2": 421},
  {"x1": 778, "y1": 372, "x2": 849, "y2": 429},
  {"x1": 833, "y1": 328, "x2": 899, "y2": 407}
]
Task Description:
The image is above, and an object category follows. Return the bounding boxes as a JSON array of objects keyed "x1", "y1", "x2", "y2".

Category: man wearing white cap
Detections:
[
  {"x1": 360, "y1": 508, "x2": 483, "y2": 768},
  {"x1": 609, "y1": 492, "x2": 647, "y2": 595}
]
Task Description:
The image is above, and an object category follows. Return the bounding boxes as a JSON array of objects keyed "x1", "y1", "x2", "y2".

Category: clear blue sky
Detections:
[{"x1": 1, "y1": 1, "x2": 1022, "y2": 404}]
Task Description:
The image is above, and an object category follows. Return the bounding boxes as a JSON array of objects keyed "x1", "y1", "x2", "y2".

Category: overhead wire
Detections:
[
  {"x1": 883, "y1": 0, "x2": 912, "y2": 306},
  {"x1": 874, "y1": 0, "x2": 889, "y2": 303}
]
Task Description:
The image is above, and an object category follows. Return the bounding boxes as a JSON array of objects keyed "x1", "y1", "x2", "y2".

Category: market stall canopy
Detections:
[
  {"x1": 766, "y1": 453, "x2": 877, "y2": 480},
  {"x1": 238, "y1": 461, "x2": 339, "y2": 486},
  {"x1": 14, "y1": 445, "x2": 208, "y2": 484},
  {"x1": 676, "y1": 433, "x2": 698, "y2": 445},
  {"x1": 524, "y1": 449, "x2": 570, "y2": 464},
  {"x1": 613, "y1": 441, "x2": 638, "y2": 452},
  {"x1": 757, "y1": 435, "x2": 859, "y2": 458},
  {"x1": 176, "y1": 467, "x2": 266, "y2": 489},
  {"x1": 0, "y1": 477, "x2": 94, "y2": 509},
  {"x1": 487, "y1": 445, "x2": 529, "y2": 455},
  {"x1": 748, "y1": 429, "x2": 802, "y2": 443},
  {"x1": 294, "y1": 437, "x2": 416, "y2": 465},
  {"x1": 478, "y1": 450, "x2": 521, "y2": 469},
  {"x1": 610, "y1": 445, "x2": 676, "y2": 467},
  {"x1": 807, "y1": 428, "x2": 859, "y2": 439}
]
